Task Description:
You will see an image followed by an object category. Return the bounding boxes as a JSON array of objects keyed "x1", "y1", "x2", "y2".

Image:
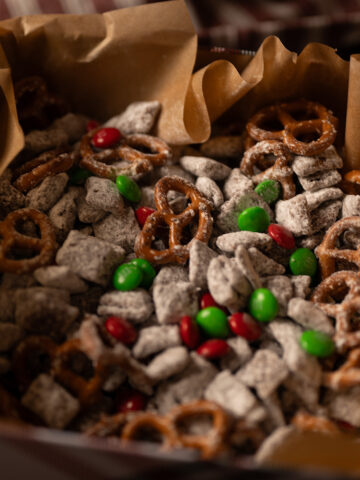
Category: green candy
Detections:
[
  {"x1": 300, "y1": 330, "x2": 335, "y2": 357},
  {"x1": 255, "y1": 180, "x2": 281, "y2": 204},
  {"x1": 113, "y1": 263, "x2": 143, "y2": 291},
  {"x1": 129, "y1": 258, "x2": 156, "y2": 289},
  {"x1": 248, "y1": 288, "x2": 278, "y2": 323},
  {"x1": 237, "y1": 206, "x2": 270, "y2": 233},
  {"x1": 116, "y1": 175, "x2": 141, "y2": 203},
  {"x1": 196, "y1": 307, "x2": 229, "y2": 338},
  {"x1": 289, "y1": 248, "x2": 317, "y2": 276},
  {"x1": 68, "y1": 166, "x2": 92, "y2": 185}
]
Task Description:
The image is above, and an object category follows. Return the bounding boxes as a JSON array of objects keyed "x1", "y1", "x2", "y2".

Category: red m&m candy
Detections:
[
  {"x1": 116, "y1": 388, "x2": 146, "y2": 413},
  {"x1": 200, "y1": 292, "x2": 227, "y2": 313},
  {"x1": 92, "y1": 127, "x2": 122, "y2": 148},
  {"x1": 196, "y1": 339, "x2": 229, "y2": 359},
  {"x1": 105, "y1": 316, "x2": 137, "y2": 345},
  {"x1": 229, "y1": 312, "x2": 262, "y2": 341},
  {"x1": 268, "y1": 224, "x2": 295, "y2": 250},
  {"x1": 86, "y1": 119, "x2": 100, "y2": 132},
  {"x1": 180, "y1": 316, "x2": 201, "y2": 349},
  {"x1": 136, "y1": 206, "x2": 156, "y2": 227}
]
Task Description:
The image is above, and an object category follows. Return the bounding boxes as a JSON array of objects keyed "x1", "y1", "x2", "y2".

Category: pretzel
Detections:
[
  {"x1": 323, "y1": 348, "x2": 360, "y2": 390},
  {"x1": 13, "y1": 335, "x2": 150, "y2": 407},
  {"x1": 168, "y1": 400, "x2": 229, "y2": 458},
  {"x1": 135, "y1": 176, "x2": 213, "y2": 265},
  {"x1": 315, "y1": 217, "x2": 360, "y2": 279},
  {"x1": 311, "y1": 271, "x2": 360, "y2": 352},
  {"x1": 79, "y1": 130, "x2": 171, "y2": 180},
  {"x1": 246, "y1": 100, "x2": 337, "y2": 156},
  {"x1": 0, "y1": 208, "x2": 56, "y2": 274},
  {"x1": 12, "y1": 147, "x2": 74, "y2": 192},
  {"x1": 14, "y1": 76, "x2": 68, "y2": 131},
  {"x1": 291, "y1": 410, "x2": 340, "y2": 434},
  {"x1": 240, "y1": 140, "x2": 295, "y2": 199}
]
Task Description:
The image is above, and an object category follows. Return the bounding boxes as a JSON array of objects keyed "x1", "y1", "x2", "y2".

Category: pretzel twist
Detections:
[
  {"x1": 80, "y1": 130, "x2": 171, "y2": 180},
  {"x1": 311, "y1": 271, "x2": 360, "y2": 352},
  {"x1": 323, "y1": 348, "x2": 360, "y2": 390},
  {"x1": 135, "y1": 176, "x2": 213, "y2": 265},
  {"x1": 315, "y1": 217, "x2": 360, "y2": 279},
  {"x1": 12, "y1": 147, "x2": 74, "y2": 192},
  {"x1": 240, "y1": 140, "x2": 295, "y2": 199},
  {"x1": 246, "y1": 100, "x2": 337, "y2": 156},
  {"x1": 0, "y1": 208, "x2": 56, "y2": 274},
  {"x1": 291, "y1": 410, "x2": 340, "y2": 434},
  {"x1": 15, "y1": 76, "x2": 68, "y2": 131}
]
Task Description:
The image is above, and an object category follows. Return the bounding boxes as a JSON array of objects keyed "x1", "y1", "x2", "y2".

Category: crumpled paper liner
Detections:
[{"x1": 0, "y1": 0, "x2": 357, "y2": 176}]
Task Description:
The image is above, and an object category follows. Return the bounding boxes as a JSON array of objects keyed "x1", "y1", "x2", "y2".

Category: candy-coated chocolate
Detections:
[
  {"x1": 116, "y1": 388, "x2": 146, "y2": 413},
  {"x1": 92, "y1": 127, "x2": 122, "y2": 148},
  {"x1": 86, "y1": 119, "x2": 100, "y2": 132},
  {"x1": 196, "y1": 307, "x2": 229, "y2": 338},
  {"x1": 289, "y1": 248, "x2": 317, "y2": 276},
  {"x1": 180, "y1": 315, "x2": 201, "y2": 349},
  {"x1": 237, "y1": 206, "x2": 270, "y2": 233},
  {"x1": 255, "y1": 179, "x2": 281, "y2": 204},
  {"x1": 200, "y1": 292, "x2": 227, "y2": 313},
  {"x1": 116, "y1": 175, "x2": 141, "y2": 203},
  {"x1": 136, "y1": 206, "x2": 155, "y2": 227},
  {"x1": 105, "y1": 316, "x2": 137, "y2": 345},
  {"x1": 268, "y1": 224, "x2": 295, "y2": 250},
  {"x1": 68, "y1": 166, "x2": 92, "y2": 185},
  {"x1": 113, "y1": 263, "x2": 143, "y2": 291},
  {"x1": 248, "y1": 288, "x2": 278, "y2": 323},
  {"x1": 229, "y1": 312, "x2": 262, "y2": 341},
  {"x1": 196, "y1": 339, "x2": 229, "y2": 359},
  {"x1": 300, "y1": 330, "x2": 335, "y2": 357},
  {"x1": 129, "y1": 258, "x2": 156, "y2": 289}
]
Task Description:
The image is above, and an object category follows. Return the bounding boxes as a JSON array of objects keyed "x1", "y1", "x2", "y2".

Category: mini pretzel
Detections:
[
  {"x1": 0, "y1": 208, "x2": 56, "y2": 274},
  {"x1": 311, "y1": 271, "x2": 360, "y2": 352},
  {"x1": 168, "y1": 400, "x2": 228, "y2": 458},
  {"x1": 12, "y1": 147, "x2": 74, "y2": 192},
  {"x1": 15, "y1": 76, "x2": 68, "y2": 131},
  {"x1": 246, "y1": 100, "x2": 337, "y2": 156},
  {"x1": 291, "y1": 410, "x2": 340, "y2": 434},
  {"x1": 135, "y1": 176, "x2": 213, "y2": 265},
  {"x1": 80, "y1": 130, "x2": 171, "y2": 180},
  {"x1": 323, "y1": 348, "x2": 360, "y2": 390},
  {"x1": 315, "y1": 217, "x2": 360, "y2": 279},
  {"x1": 240, "y1": 140, "x2": 295, "y2": 199}
]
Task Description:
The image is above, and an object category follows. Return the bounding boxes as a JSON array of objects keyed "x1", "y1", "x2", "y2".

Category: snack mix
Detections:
[{"x1": 1, "y1": 76, "x2": 360, "y2": 463}]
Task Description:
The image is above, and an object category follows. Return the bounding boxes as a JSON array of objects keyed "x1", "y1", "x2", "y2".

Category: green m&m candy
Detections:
[
  {"x1": 255, "y1": 180, "x2": 281, "y2": 204},
  {"x1": 248, "y1": 288, "x2": 278, "y2": 323},
  {"x1": 237, "y1": 206, "x2": 270, "y2": 233},
  {"x1": 68, "y1": 166, "x2": 92, "y2": 185},
  {"x1": 113, "y1": 263, "x2": 143, "y2": 291},
  {"x1": 129, "y1": 258, "x2": 156, "y2": 289},
  {"x1": 289, "y1": 248, "x2": 317, "y2": 276},
  {"x1": 196, "y1": 307, "x2": 229, "y2": 338},
  {"x1": 116, "y1": 175, "x2": 141, "y2": 203},
  {"x1": 300, "y1": 330, "x2": 335, "y2": 357}
]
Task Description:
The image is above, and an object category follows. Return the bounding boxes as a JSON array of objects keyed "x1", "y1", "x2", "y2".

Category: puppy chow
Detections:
[
  {"x1": 26, "y1": 173, "x2": 69, "y2": 211},
  {"x1": 34, "y1": 265, "x2": 88, "y2": 294},
  {"x1": 287, "y1": 298, "x2": 334, "y2": 335},
  {"x1": 85, "y1": 177, "x2": 124, "y2": 214},
  {"x1": 98, "y1": 289, "x2": 153, "y2": 324},
  {"x1": 195, "y1": 176, "x2": 224, "y2": 208},
  {"x1": 153, "y1": 281, "x2": 198, "y2": 324},
  {"x1": 220, "y1": 337, "x2": 252, "y2": 372},
  {"x1": 248, "y1": 247, "x2": 285, "y2": 276},
  {"x1": 104, "y1": 101, "x2": 161, "y2": 134},
  {"x1": 180, "y1": 155, "x2": 231, "y2": 180},
  {"x1": 223, "y1": 168, "x2": 254, "y2": 199},
  {"x1": 93, "y1": 208, "x2": 140, "y2": 252},
  {"x1": 189, "y1": 239, "x2": 218, "y2": 289},
  {"x1": 146, "y1": 346, "x2": 190, "y2": 383},
  {"x1": 132, "y1": 325, "x2": 181, "y2": 359}
]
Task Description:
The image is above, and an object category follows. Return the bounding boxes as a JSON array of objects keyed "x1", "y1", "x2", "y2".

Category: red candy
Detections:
[
  {"x1": 86, "y1": 119, "x2": 100, "y2": 132},
  {"x1": 116, "y1": 388, "x2": 146, "y2": 413},
  {"x1": 180, "y1": 315, "x2": 201, "y2": 349},
  {"x1": 229, "y1": 312, "x2": 262, "y2": 341},
  {"x1": 200, "y1": 293, "x2": 227, "y2": 313},
  {"x1": 268, "y1": 224, "x2": 295, "y2": 250},
  {"x1": 105, "y1": 316, "x2": 137, "y2": 345},
  {"x1": 136, "y1": 206, "x2": 156, "y2": 227},
  {"x1": 91, "y1": 127, "x2": 122, "y2": 148},
  {"x1": 196, "y1": 339, "x2": 229, "y2": 359}
]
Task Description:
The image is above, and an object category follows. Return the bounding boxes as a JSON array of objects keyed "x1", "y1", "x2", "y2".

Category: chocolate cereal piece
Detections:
[
  {"x1": 146, "y1": 346, "x2": 190, "y2": 383},
  {"x1": 34, "y1": 265, "x2": 88, "y2": 294},
  {"x1": 98, "y1": 290, "x2": 153, "y2": 324},
  {"x1": 220, "y1": 337, "x2": 252, "y2": 372},
  {"x1": 342, "y1": 195, "x2": 360, "y2": 217},
  {"x1": 85, "y1": 177, "x2": 124, "y2": 214},
  {"x1": 132, "y1": 326, "x2": 181, "y2": 359},
  {"x1": 216, "y1": 231, "x2": 273, "y2": 254},
  {"x1": 223, "y1": 168, "x2": 254, "y2": 199},
  {"x1": 104, "y1": 101, "x2": 161, "y2": 134},
  {"x1": 153, "y1": 281, "x2": 198, "y2": 324},
  {"x1": 297, "y1": 169, "x2": 341, "y2": 192},
  {"x1": 292, "y1": 145, "x2": 342, "y2": 176},
  {"x1": 189, "y1": 239, "x2": 218, "y2": 290},
  {"x1": 248, "y1": 247, "x2": 285, "y2": 276},
  {"x1": 93, "y1": 208, "x2": 140, "y2": 252},
  {"x1": 26, "y1": 173, "x2": 69, "y2": 211},
  {"x1": 288, "y1": 298, "x2": 334, "y2": 336},
  {"x1": 235, "y1": 245, "x2": 262, "y2": 290},
  {"x1": 195, "y1": 176, "x2": 224, "y2": 208},
  {"x1": 180, "y1": 155, "x2": 231, "y2": 180}
]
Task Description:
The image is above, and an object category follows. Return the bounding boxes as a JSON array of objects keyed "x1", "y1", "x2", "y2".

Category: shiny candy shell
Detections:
[
  {"x1": 237, "y1": 206, "x2": 270, "y2": 233},
  {"x1": 128, "y1": 258, "x2": 156, "y2": 289},
  {"x1": 105, "y1": 316, "x2": 137, "y2": 345},
  {"x1": 92, "y1": 127, "x2": 122, "y2": 148},
  {"x1": 255, "y1": 179, "x2": 281, "y2": 204},
  {"x1": 136, "y1": 206, "x2": 155, "y2": 227},
  {"x1": 268, "y1": 224, "x2": 295, "y2": 250},
  {"x1": 113, "y1": 263, "x2": 143, "y2": 291},
  {"x1": 180, "y1": 316, "x2": 201, "y2": 349},
  {"x1": 196, "y1": 307, "x2": 230, "y2": 338},
  {"x1": 228, "y1": 312, "x2": 262, "y2": 341},
  {"x1": 300, "y1": 330, "x2": 335, "y2": 357},
  {"x1": 196, "y1": 339, "x2": 229, "y2": 359},
  {"x1": 289, "y1": 248, "x2": 317, "y2": 276},
  {"x1": 248, "y1": 288, "x2": 278, "y2": 323},
  {"x1": 116, "y1": 175, "x2": 141, "y2": 203},
  {"x1": 116, "y1": 388, "x2": 147, "y2": 413}
]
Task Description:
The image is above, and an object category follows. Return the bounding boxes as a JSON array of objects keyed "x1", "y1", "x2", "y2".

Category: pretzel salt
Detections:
[
  {"x1": 311, "y1": 271, "x2": 360, "y2": 352},
  {"x1": 12, "y1": 147, "x2": 74, "y2": 192},
  {"x1": 0, "y1": 208, "x2": 56, "y2": 274},
  {"x1": 315, "y1": 217, "x2": 360, "y2": 279},
  {"x1": 240, "y1": 140, "x2": 295, "y2": 199},
  {"x1": 80, "y1": 130, "x2": 171, "y2": 180},
  {"x1": 135, "y1": 176, "x2": 213, "y2": 265},
  {"x1": 246, "y1": 100, "x2": 337, "y2": 156}
]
